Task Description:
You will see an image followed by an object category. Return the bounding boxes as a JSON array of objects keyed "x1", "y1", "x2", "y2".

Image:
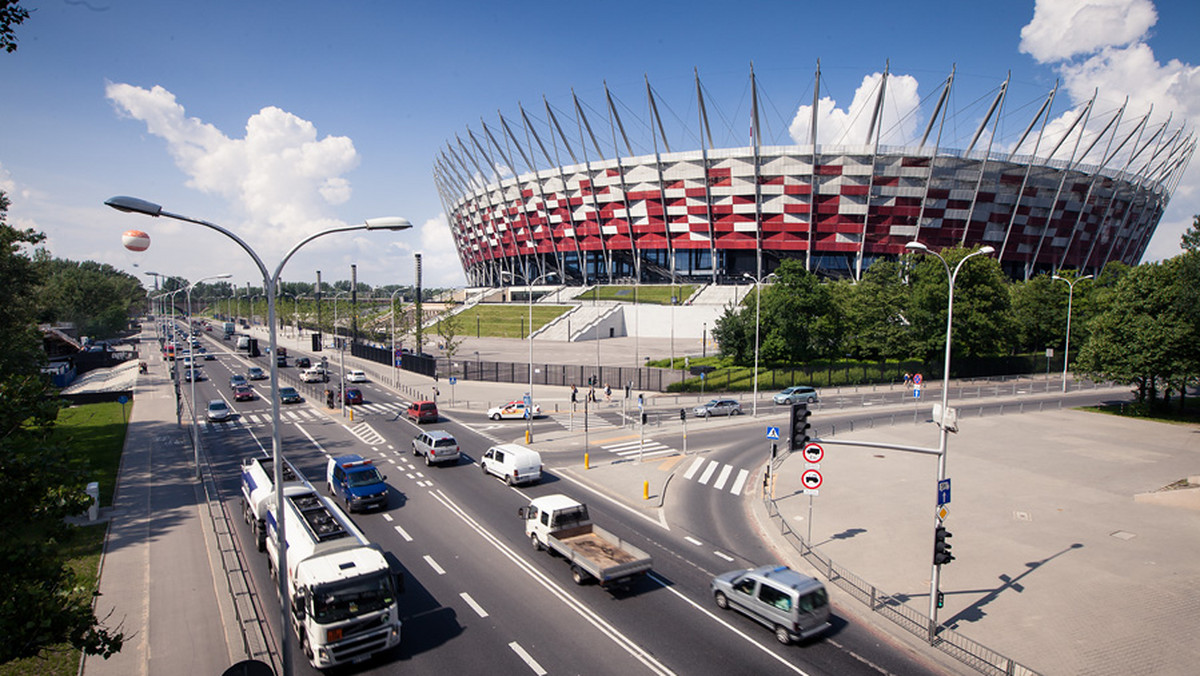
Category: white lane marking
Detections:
[
  {"x1": 393, "y1": 525, "x2": 412, "y2": 542},
  {"x1": 712, "y1": 464, "x2": 733, "y2": 491},
  {"x1": 647, "y1": 572, "x2": 813, "y2": 676},
  {"x1": 460, "y1": 592, "x2": 488, "y2": 618},
  {"x1": 406, "y1": 473, "x2": 415, "y2": 480},
  {"x1": 730, "y1": 469, "x2": 750, "y2": 496},
  {"x1": 714, "y1": 551, "x2": 735, "y2": 562},
  {"x1": 682, "y1": 456, "x2": 707, "y2": 480},
  {"x1": 429, "y1": 490, "x2": 674, "y2": 675},
  {"x1": 697, "y1": 460, "x2": 719, "y2": 485},
  {"x1": 295, "y1": 423, "x2": 331, "y2": 458},
  {"x1": 508, "y1": 642, "x2": 547, "y2": 676},
  {"x1": 684, "y1": 536, "x2": 703, "y2": 546},
  {"x1": 382, "y1": 513, "x2": 393, "y2": 522},
  {"x1": 247, "y1": 414, "x2": 262, "y2": 424},
  {"x1": 423, "y1": 554, "x2": 445, "y2": 575}
]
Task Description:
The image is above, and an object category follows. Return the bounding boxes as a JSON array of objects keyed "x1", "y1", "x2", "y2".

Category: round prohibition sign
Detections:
[
  {"x1": 801, "y1": 469, "x2": 823, "y2": 490},
  {"x1": 802, "y1": 443, "x2": 824, "y2": 464}
]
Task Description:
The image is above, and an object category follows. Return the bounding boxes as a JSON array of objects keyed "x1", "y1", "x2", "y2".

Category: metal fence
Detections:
[
  {"x1": 447, "y1": 358, "x2": 686, "y2": 392},
  {"x1": 763, "y1": 489, "x2": 1041, "y2": 675}
]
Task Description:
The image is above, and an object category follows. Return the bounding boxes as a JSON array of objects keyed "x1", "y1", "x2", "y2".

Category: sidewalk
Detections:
[{"x1": 82, "y1": 328, "x2": 259, "y2": 676}]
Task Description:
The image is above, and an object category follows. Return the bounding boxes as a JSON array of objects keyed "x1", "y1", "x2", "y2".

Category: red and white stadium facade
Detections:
[{"x1": 435, "y1": 68, "x2": 1193, "y2": 286}]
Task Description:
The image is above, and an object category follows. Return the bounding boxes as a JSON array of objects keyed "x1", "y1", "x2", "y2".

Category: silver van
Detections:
[
  {"x1": 710, "y1": 565, "x2": 831, "y2": 644},
  {"x1": 412, "y1": 430, "x2": 461, "y2": 466}
]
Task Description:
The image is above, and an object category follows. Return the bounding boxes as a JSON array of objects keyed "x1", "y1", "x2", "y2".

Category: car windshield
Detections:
[
  {"x1": 704, "y1": 400, "x2": 720, "y2": 407},
  {"x1": 310, "y1": 571, "x2": 394, "y2": 624},
  {"x1": 347, "y1": 467, "x2": 383, "y2": 487},
  {"x1": 280, "y1": 388, "x2": 297, "y2": 397},
  {"x1": 209, "y1": 403, "x2": 226, "y2": 413},
  {"x1": 434, "y1": 439, "x2": 456, "y2": 448}
]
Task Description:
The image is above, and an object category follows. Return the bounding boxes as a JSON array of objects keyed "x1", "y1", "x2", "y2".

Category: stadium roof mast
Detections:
[
  {"x1": 1055, "y1": 98, "x2": 1127, "y2": 273},
  {"x1": 1027, "y1": 92, "x2": 1096, "y2": 279},
  {"x1": 854, "y1": 61, "x2": 890, "y2": 282},
  {"x1": 510, "y1": 104, "x2": 570, "y2": 281},
  {"x1": 998, "y1": 82, "x2": 1059, "y2": 270},
  {"x1": 751, "y1": 63, "x2": 764, "y2": 283},
  {"x1": 453, "y1": 134, "x2": 510, "y2": 284},
  {"x1": 1116, "y1": 115, "x2": 1186, "y2": 265},
  {"x1": 695, "y1": 69, "x2": 718, "y2": 284},
  {"x1": 912, "y1": 66, "x2": 956, "y2": 249},
  {"x1": 961, "y1": 73, "x2": 1011, "y2": 246},
  {"x1": 543, "y1": 97, "x2": 590, "y2": 286},
  {"x1": 1080, "y1": 107, "x2": 1152, "y2": 271},
  {"x1": 495, "y1": 109, "x2": 567, "y2": 285},
  {"x1": 573, "y1": 89, "x2": 615, "y2": 285},
  {"x1": 604, "y1": 82, "x2": 642, "y2": 284},
  {"x1": 646, "y1": 74, "x2": 678, "y2": 291},
  {"x1": 807, "y1": 60, "x2": 820, "y2": 272},
  {"x1": 477, "y1": 117, "x2": 539, "y2": 282}
]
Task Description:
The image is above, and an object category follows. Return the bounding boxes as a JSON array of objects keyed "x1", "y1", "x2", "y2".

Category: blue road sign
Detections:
[
  {"x1": 938, "y1": 479, "x2": 951, "y2": 506},
  {"x1": 766, "y1": 426, "x2": 780, "y2": 440},
  {"x1": 449, "y1": 377, "x2": 457, "y2": 385},
  {"x1": 913, "y1": 386, "x2": 922, "y2": 399}
]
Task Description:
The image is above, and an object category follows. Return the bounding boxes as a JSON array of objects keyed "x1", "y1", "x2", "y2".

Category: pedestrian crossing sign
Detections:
[{"x1": 766, "y1": 426, "x2": 780, "y2": 440}]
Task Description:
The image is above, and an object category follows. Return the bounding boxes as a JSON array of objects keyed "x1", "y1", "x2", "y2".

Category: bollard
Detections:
[
  {"x1": 86, "y1": 481, "x2": 99, "y2": 522},
  {"x1": 525, "y1": 429, "x2": 531, "y2": 444},
  {"x1": 643, "y1": 480, "x2": 649, "y2": 500},
  {"x1": 584, "y1": 452, "x2": 590, "y2": 469},
  {"x1": 349, "y1": 408, "x2": 354, "y2": 422}
]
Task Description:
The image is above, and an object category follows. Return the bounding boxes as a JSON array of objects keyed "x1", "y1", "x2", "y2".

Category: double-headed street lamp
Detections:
[
  {"x1": 105, "y1": 195, "x2": 411, "y2": 676},
  {"x1": 1051, "y1": 274, "x2": 1093, "y2": 393},
  {"x1": 904, "y1": 240, "x2": 994, "y2": 641},
  {"x1": 743, "y1": 271, "x2": 776, "y2": 418},
  {"x1": 390, "y1": 287, "x2": 404, "y2": 375},
  {"x1": 187, "y1": 273, "x2": 232, "y2": 479}
]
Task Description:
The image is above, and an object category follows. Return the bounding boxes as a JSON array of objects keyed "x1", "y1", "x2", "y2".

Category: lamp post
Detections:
[
  {"x1": 105, "y1": 195, "x2": 411, "y2": 676},
  {"x1": 165, "y1": 286, "x2": 187, "y2": 425},
  {"x1": 332, "y1": 290, "x2": 349, "y2": 412},
  {"x1": 1052, "y1": 274, "x2": 1093, "y2": 393},
  {"x1": 390, "y1": 288, "x2": 404, "y2": 376},
  {"x1": 503, "y1": 268, "x2": 556, "y2": 442},
  {"x1": 742, "y1": 271, "x2": 776, "y2": 417},
  {"x1": 904, "y1": 240, "x2": 994, "y2": 641},
  {"x1": 186, "y1": 273, "x2": 232, "y2": 479}
]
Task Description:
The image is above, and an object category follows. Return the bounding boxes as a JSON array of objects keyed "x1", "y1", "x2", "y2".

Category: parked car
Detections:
[
  {"x1": 710, "y1": 565, "x2": 831, "y2": 644},
  {"x1": 406, "y1": 400, "x2": 438, "y2": 424},
  {"x1": 247, "y1": 366, "x2": 267, "y2": 380},
  {"x1": 229, "y1": 374, "x2": 247, "y2": 389},
  {"x1": 694, "y1": 398, "x2": 743, "y2": 417},
  {"x1": 295, "y1": 356, "x2": 311, "y2": 369},
  {"x1": 206, "y1": 399, "x2": 231, "y2": 422},
  {"x1": 278, "y1": 386, "x2": 303, "y2": 404},
  {"x1": 343, "y1": 388, "x2": 363, "y2": 405},
  {"x1": 412, "y1": 430, "x2": 460, "y2": 466},
  {"x1": 347, "y1": 369, "x2": 368, "y2": 383},
  {"x1": 773, "y1": 386, "x2": 819, "y2": 405},
  {"x1": 487, "y1": 400, "x2": 542, "y2": 420},
  {"x1": 233, "y1": 385, "x2": 256, "y2": 401}
]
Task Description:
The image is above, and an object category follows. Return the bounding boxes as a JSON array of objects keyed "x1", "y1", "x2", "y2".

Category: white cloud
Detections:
[
  {"x1": 1020, "y1": 0, "x2": 1157, "y2": 63},
  {"x1": 104, "y1": 83, "x2": 360, "y2": 254},
  {"x1": 418, "y1": 214, "x2": 467, "y2": 287},
  {"x1": 788, "y1": 72, "x2": 922, "y2": 146}
]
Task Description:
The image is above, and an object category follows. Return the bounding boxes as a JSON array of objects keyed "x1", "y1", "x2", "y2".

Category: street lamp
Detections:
[
  {"x1": 332, "y1": 290, "x2": 349, "y2": 412},
  {"x1": 105, "y1": 195, "x2": 411, "y2": 676},
  {"x1": 742, "y1": 271, "x2": 776, "y2": 417},
  {"x1": 904, "y1": 240, "x2": 994, "y2": 641},
  {"x1": 1052, "y1": 274, "x2": 1093, "y2": 393},
  {"x1": 389, "y1": 288, "x2": 404, "y2": 376},
  {"x1": 503, "y1": 268, "x2": 557, "y2": 442},
  {"x1": 187, "y1": 273, "x2": 232, "y2": 479}
]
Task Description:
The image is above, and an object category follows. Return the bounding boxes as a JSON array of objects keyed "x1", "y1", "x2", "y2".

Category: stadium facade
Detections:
[{"x1": 434, "y1": 67, "x2": 1194, "y2": 286}]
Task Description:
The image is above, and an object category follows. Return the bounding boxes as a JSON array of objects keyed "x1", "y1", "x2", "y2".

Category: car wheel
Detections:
[
  {"x1": 715, "y1": 591, "x2": 729, "y2": 610},
  {"x1": 531, "y1": 535, "x2": 542, "y2": 551},
  {"x1": 424, "y1": 454, "x2": 432, "y2": 467},
  {"x1": 774, "y1": 625, "x2": 793, "y2": 645},
  {"x1": 808, "y1": 396, "x2": 816, "y2": 403},
  {"x1": 571, "y1": 565, "x2": 588, "y2": 585},
  {"x1": 490, "y1": 413, "x2": 501, "y2": 421},
  {"x1": 412, "y1": 444, "x2": 419, "y2": 457},
  {"x1": 481, "y1": 462, "x2": 489, "y2": 476},
  {"x1": 505, "y1": 474, "x2": 515, "y2": 486}
]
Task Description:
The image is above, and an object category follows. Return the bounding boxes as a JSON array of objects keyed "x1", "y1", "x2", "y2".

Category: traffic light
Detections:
[
  {"x1": 789, "y1": 403, "x2": 811, "y2": 451},
  {"x1": 933, "y1": 526, "x2": 954, "y2": 565},
  {"x1": 311, "y1": 332, "x2": 322, "y2": 351}
]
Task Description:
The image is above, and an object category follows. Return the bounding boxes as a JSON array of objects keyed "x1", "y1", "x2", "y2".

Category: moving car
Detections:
[
  {"x1": 247, "y1": 366, "x2": 267, "y2": 380},
  {"x1": 406, "y1": 400, "x2": 438, "y2": 424},
  {"x1": 411, "y1": 430, "x2": 460, "y2": 466},
  {"x1": 343, "y1": 388, "x2": 363, "y2": 405},
  {"x1": 278, "y1": 386, "x2": 302, "y2": 404},
  {"x1": 183, "y1": 367, "x2": 205, "y2": 382},
  {"x1": 300, "y1": 367, "x2": 328, "y2": 383},
  {"x1": 295, "y1": 356, "x2": 311, "y2": 369},
  {"x1": 229, "y1": 374, "x2": 247, "y2": 389},
  {"x1": 710, "y1": 565, "x2": 831, "y2": 644},
  {"x1": 347, "y1": 369, "x2": 368, "y2": 383},
  {"x1": 326, "y1": 455, "x2": 388, "y2": 513},
  {"x1": 693, "y1": 398, "x2": 743, "y2": 417},
  {"x1": 480, "y1": 443, "x2": 542, "y2": 485},
  {"x1": 206, "y1": 399, "x2": 231, "y2": 422},
  {"x1": 773, "y1": 386, "x2": 819, "y2": 405},
  {"x1": 233, "y1": 385, "x2": 256, "y2": 401},
  {"x1": 487, "y1": 400, "x2": 542, "y2": 420}
]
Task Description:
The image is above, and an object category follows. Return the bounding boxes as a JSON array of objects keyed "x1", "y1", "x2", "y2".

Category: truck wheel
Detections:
[
  {"x1": 774, "y1": 625, "x2": 792, "y2": 645},
  {"x1": 715, "y1": 591, "x2": 729, "y2": 609},
  {"x1": 570, "y1": 565, "x2": 588, "y2": 585},
  {"x1": 506, "y1": 474, "x2": 515, "y2": 486},
  {"x1": 531, "y1": 535, "x2": 542, "y2": 551},
  {"x1": 481, "y1": 462, "x2": 489, "y2": 476}
]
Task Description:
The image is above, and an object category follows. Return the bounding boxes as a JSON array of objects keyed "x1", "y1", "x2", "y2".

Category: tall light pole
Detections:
[
  {"x1": 904, "y1": 240, "x2": 994, "y2": 641},
  {"x1": 332, "y1": 290, "x2": 349, "y2": 414},
  {"x1": 186, "y1": 273, "x2": 232, "y2": 479},
  {"x1": 1052, "y1": 274, "x2": 1093, "y2": 393},
  {"x1": 165, "y1": 286, "x2": 187, "y2": 425},
  {"x1": 389, "y1": 287, "x2": 404, "y2": 375},
  {"x1": 105, "y1": 195, "x2": 411, "y2": 676},
  {"x1": 742, "y1": 271, "x2": 776, "y2": 417}
]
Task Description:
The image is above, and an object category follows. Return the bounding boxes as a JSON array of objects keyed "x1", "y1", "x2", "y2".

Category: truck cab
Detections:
[{"x1": 326, "y1": 455, "x2": 388, "y2": 512}]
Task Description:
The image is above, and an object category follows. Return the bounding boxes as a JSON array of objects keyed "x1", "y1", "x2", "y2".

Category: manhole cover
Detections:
[
  {"x1": 1013, "y1": 511, "x2": 1032, "y2": 521},
  {"x1": 1110, "y1": 530, "x2": 1137, "y2": 541}
]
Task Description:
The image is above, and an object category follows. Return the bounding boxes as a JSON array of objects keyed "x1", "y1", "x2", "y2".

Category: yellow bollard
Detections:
[
  {"x1": 643, "y1": 480, "x2": 649, "y2": 500},
  {"x1": 584, "y1": 452, "x2": 590, "y2": 470},
  {"x1": 349, "y1": 408, "x2": 354, "y2": 422},
  {"x1": 525, "y1": 429, "x2": 532, "y2": 444}
]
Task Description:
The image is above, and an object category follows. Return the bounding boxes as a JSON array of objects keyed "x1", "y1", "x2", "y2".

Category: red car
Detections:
[
  {"x1": 343, "y1": 388, "x2": 364, "y2": 405},
  {"x1": 233, "y1": 385, "x2": 256, "y2": 401}
]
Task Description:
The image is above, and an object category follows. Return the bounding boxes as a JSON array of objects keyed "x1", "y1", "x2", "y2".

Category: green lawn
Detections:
[
  {"x1": 0, "y1": 402, "x2": 129, "y2": 675},
  {"x1": 573, "y1": 285, "x2": 697, "y2": 305},
  {"x1": 447, "y1": 305, "x2": 573, "y2": 338}
]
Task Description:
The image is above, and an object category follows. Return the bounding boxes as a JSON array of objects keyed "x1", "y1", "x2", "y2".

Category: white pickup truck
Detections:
[
  {"x1": 519, "y1": 494, "x2": 652, "y2": 589},
  {"x1": 300, "y1": 366, "x2": 328, "y2": 383}
]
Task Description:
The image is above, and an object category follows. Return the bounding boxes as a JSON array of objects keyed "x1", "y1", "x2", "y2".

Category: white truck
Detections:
[
  {"x1": 519, "y1": 494, "x2": 653, "y2": 589},
  {"x1": 265, "y1": 489, "x2": 403, "y2": 669},
  {"x1": 241, "y1": 456, "x2": 306, "y2": 552}
]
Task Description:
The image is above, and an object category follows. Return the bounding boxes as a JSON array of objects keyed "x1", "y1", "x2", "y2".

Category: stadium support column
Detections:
[
  {"x1": 605, "y1": 82, "x2": 641, "y2": 284},
  {"x1": 646, "y1": 76, "x2": 675, "y2": 284},
  {"x1": 807, "y1": 60, "x2": 820, "y2": 272},
  {"x1": 1028, "y1": 95, "x2": 1095, "y2": 277},
  {"x1": 998, "y1": 83, "x2": 1059, "y2": 272},
  {"x1": 414, "y1": 253, "x2": 423, "y2": 352},
  {"x1": 751, "y1": 64, "x2": 764, "y2": 282},
  {"x1": 540, "y1": 100, "x2": 588, "y2": 285},
  {"x1": 695, "y1": 70, "x2": 718, "y2": 284},
  {"x1": 855, "y1": 61, "x2": 888, "y2": 283},
  {"x1": 1080, "y1": 110, "x2": 1150, "y2": 272},
  {"x1": 961, "y1": 74, "x2": 1009, "y2": 246},
  {"x1": 913, "y1": 67, "x2": 955, "y2": 247},
  {"x1": 1056, "y1": 101, "x2": 1125, "y2": 271},
  {"x1": 572, "y1": 92, "x2": 614, "y2": 284}
]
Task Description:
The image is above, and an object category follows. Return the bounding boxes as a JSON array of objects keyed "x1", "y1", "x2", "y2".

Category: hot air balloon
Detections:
[{"x1": 122, "y1": 230, "x2": 150, "y2": 252}]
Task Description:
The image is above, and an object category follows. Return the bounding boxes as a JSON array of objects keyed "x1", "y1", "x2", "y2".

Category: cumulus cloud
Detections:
[
  {"x1": 789, "y1": 72, "x2": 921, "y2": 146},
  {"x1": 418, "y1": 214, "x2": 467, "y2": 287},
  {"x1": 1019, "y1": 0, "x2": 1157, "y2": 63},
  {"x1": 105, "y1": 83, "x2": 359, "y2": 252}
]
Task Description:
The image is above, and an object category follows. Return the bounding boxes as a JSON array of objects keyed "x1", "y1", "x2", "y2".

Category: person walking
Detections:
[{"x1": 604, "y1": 383, "x2": 612, "y2": 401}]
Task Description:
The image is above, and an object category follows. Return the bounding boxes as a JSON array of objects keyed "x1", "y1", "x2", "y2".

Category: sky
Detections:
[{"x1": 1, "y1": 0, "x2": 1197, "y2": 292}]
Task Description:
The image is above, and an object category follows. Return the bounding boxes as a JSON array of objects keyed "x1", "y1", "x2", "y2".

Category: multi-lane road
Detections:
[{"x1": 169, "y1": 323, "x2": 944, "y2": 676}]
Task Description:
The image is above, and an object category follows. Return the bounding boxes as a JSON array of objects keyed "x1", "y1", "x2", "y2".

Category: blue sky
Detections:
[{"x1": 1, "y1": 0, "x2": 1197, "y2": 290}]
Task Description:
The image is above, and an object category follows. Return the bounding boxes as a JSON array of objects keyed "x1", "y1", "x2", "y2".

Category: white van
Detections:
[
  {"x1": 480, "y1": 443, "x2": 542, "y2": 486},
  {"x1": 236, "y1": 335, "x2": 250, "y2": 350}
]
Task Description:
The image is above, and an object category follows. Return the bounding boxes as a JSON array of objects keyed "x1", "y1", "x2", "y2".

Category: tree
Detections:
[
  {"x1": 756, "y1": 260, "x2": 844, "y2": 363},
  {"x1": 36, "y1": 258, "x2": 144, "y2": 339},
  {"x1": 838, "y1": 260, "x2": 915, "y2": 360},
  {"x1": 435, "y1": 304, "x2": 465, "y2": 365},
  {"x1": 1009, "y1": 274, "x2": 1066, "y2": 354},
  {"x1": 712, "y1": 299, "x2": 751, "y2": 363},
  {"x1": 0, "y1": 191, "x2": 124, "y2": 661},
  {"x1": 1181, "y1": 214, "x2": 1200, "y2": 253},
  {"x1": 0, "y1": 1, "x2": 30, "y2": 53},
  {"x1": 906, "y1": 247, "x2": 1014, "y2": 368}
]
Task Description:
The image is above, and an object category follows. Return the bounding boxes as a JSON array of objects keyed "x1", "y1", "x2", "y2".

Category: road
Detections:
[{"x1": 167, "y1": 320, "x2": 946, "y2": 675}]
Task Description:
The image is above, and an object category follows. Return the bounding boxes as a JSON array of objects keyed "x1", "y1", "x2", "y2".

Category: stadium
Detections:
[{"x1": 434, "y1": 67, "x2": 1193, "y2": 286}]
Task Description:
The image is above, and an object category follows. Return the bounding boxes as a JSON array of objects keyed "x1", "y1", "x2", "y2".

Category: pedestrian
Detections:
[
  {"x1": 571, "y1": 384, "x2": 578, "y2": 403},
  {"x1": 903, "y1": 372, "x2": 912, "y2": 388},
  {"x1": 589, "y1": 385, "x2": 596, "y2": 403},
  {"x1": 604, "y1": 383, "x2": 611, "y2": 401}
]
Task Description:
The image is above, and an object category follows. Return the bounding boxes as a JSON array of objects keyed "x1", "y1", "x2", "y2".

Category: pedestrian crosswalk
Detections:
[
  {"x1": 680, "y1": 456, "x2": 752, "y2": 496},
  {"x1": 204, "y1": 401, "x2": 406, "y2": 433},
  {"x1": 600, "y1": 438, "x2": 676, "y2": 461},
  {"x1": 549, "y1": 411, "x2": 617, "y2": 431}
]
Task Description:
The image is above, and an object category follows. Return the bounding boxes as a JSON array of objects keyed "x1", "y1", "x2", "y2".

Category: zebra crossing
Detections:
[
  {"x1": 680, "y1": 456, "x2": 752, "y2": 496},
  {"x1": 204, "y1": 401, "x2": 406, "y2": 433},
  {"x1": 549, "y1": 411, "x2": 618, "y2": 431},
  {"x1": 599, "y1": 438, "x2": 677, "y2": 461}
]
